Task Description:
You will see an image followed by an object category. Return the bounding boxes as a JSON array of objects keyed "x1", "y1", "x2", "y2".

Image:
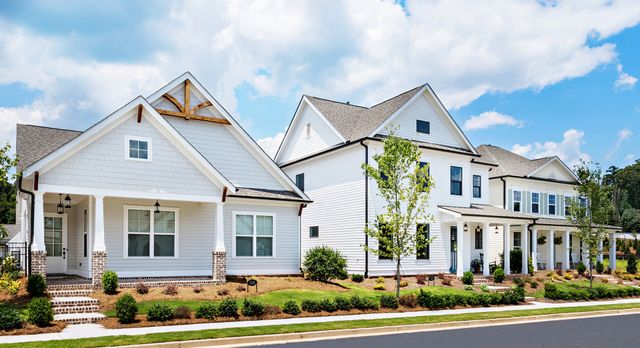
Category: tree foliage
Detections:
[{"x1": 0, "y1": 143, "x2": 18, "y2": 225}]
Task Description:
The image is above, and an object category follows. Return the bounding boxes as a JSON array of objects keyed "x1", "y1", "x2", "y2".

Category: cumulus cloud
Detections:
[
  {"x1": 512, "y1": 129, "x2": 591, "y2": 169},
  {"x1": 257, "y1": 131, "x2": 285, "y2": 158},
  {"x1": 463, "y1": 111, "x2": 523, "y2": 131},
  {"x1": 614, "y1": 64, "x2": 638, "y2": 90},
  {"x1": 606, "y1": 127, "x2": 633, "y2": 160}
]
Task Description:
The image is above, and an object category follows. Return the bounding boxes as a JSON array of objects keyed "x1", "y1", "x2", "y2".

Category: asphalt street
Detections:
[{"x1": 258, "y1": 313, "x2": 640, "y2": 348}]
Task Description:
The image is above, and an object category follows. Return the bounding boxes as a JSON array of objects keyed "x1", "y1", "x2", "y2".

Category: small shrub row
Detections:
[
  {"x1": 416, "y1": 287, "x2": 524, "y2": 309},
  {"x1": 544, "y1": 283, "x2": 640, "y2": 301}
]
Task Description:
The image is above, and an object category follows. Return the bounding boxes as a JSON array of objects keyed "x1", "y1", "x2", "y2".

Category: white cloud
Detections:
[
  {"x1": 511, "y1": 129, "x2": 591, "y2": 169},
  {"x1": 625, "y1": 154, "x2": 636, "y2": 163},
  {"x1": 463, "y1": 111, "x2": 523, "y2": 131},
  {"x1": 606, "y1": 127, "x2": 633, "y2": 160},
  {"x1": 257, "y1": 131, "x2": 285, "y2": 159},
  {"x1": 614, "y1": 64, "x2": 638, "y2": 90}
]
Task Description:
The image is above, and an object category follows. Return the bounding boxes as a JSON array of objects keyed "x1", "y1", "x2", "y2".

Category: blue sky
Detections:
[{"x1": 0, "y1": 0, "x2": 639, "y2": 169}]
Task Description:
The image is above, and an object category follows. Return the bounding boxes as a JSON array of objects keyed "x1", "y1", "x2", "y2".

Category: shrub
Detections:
[
  {"x1": 416, "y1": 274, "x2": 426, "y2": 285},
  {"x1": 337, "y1": 270, "x2": 349, "y2": 280},
  {"x1": 282, "y1": 300, "x2": 301, "y2": 315},
  {"x1": 163, "y1": 284, "x2": 178, "y2": 296},
  {"x1": 602, "y1": 278, "x2": 609, "y2": 284},
  {"x1": 528, "y1": 257, "x2": 534, "y2": 275},
  {"x1": 399, "y1": 280, "x2": 409, "y2": 287},
  {"x1": 462, "y1": 271, "x2": 474, "y2": 285},
  {"x1": 627, "y1": 254, "x2": 638, "y2": 274},
  {"x1": 530, "y1": 281, "x2": 539, "y2": 289},
  {"x1": 192, "y1": 286, "x2": 204, "y2": 294},
  {"x1": 564, "y1": 272, "x2": 574, "y2": 280},
  {"x1": 115, "y1": 294, "x2": 138, "y2": 324},
  {"x1": 195, "y1": 303, "x2": 217, "y2": 320},
  {"x1": 27, "y1": 273, "x2": 47, "y2": 298},
  {"x1": 399, "y1": 293, "x2": 417, "y2": 308},
  {"x1": 301, "y1": 299, "x2": 322, "y2": 313},
  {"x1": 379, "y1": 294, "x2": 399, "y2": 309},
  {"x1": 28, "y1": 297, "x2": 53, "y2": 327},
  {"x1": 217, "y1": 298, "x2": 239, "y2": 318},
  {"x1": 334, "y1": 296, "x2": 352, "y2": 311},
  {"x1": 135, "y1": 282, "x2": 149, "y2": 295},
  {"x1": 595, "y1": 260, "x2": 604, "y2": 274},
  {"x1": 351, "y1": 274, "x2": 364, "y2": 283},
  {"x1": 319, "y1": 298, "x2": 337, "y2": 312},
  {"x1": 373, "y1": 284, "x2": 386, "y2": 291},
  {"x1": 0, "y1": 274, "x2": 21, "y2": 295},
  {"x1": 265, "y1": 305, "x2": 282, "y2": 315},
  {"x1": 480, "y1": 285, "x2": 489, "y2": 293},
  {"x1": 236, "y1": 285, "x2": 246, "y2": 292},
  {"x1": 493, "y1": 268, "x2": 505, "y2": 283},
  {"x1": 464, "y1": 285, "x2": 474, "y2": 291},
  {"x1": 0, "y1": 305, "x2": 22, "y2": 330},
  {"x1": 576, "y1": 262, "x2": 586, "y2": 276},
  {"x1": 302, "y1": 246, "x2": 348, "y2": 282},
  {"x1": 147, "y1": 303, "x2": 173, "y2": 321},
  {"x1": 510, "y1": 249, "x2": 522, "y2": 275},
  {"x1": 1, "y1": 256, "x2": 20, "y2": 279},
  {"x1": 376, "y1": 277, "x2": 385, "y2": 284},
  {"x1": 173, "y1": 305, "x2": 192, "y2": 319},
  {"x1": 217, "y1": 288, "x2": 230, "y2": 296},
  {"x1": 241, "y1": 298, "x2": 266, "y2": 317},
  {"x1": 102, "y1": 270, "x2": 118, "y2": 294},
  {"x1": 350, "y1": 295, "x2": 379, "y2": 310}
]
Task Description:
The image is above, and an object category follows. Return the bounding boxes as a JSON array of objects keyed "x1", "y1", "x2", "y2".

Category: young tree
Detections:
[
  {"x1": 362, "y1": 130, "x2": 434, "y2": 298},
  {"x1": 0, "y1": 143, "x2": 18, "y2": 238},
  {"x1": 566, "y1": 160, "x2": 613, "y2": 289}
]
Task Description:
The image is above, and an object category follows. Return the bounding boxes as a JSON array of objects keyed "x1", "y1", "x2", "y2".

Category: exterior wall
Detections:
[
  {"x1": 40, "y1": 113, "x2": 220, "y2": 197},
  {"x1": 489, "y1": 178, "x2": 505, "y2": 208},
  {"x1": 277, "y1": 103, "x2": 344, "y2": 164},
  {"x1": 532, "y1": 161, "x2": 575, "y2": 182},
  {"x1": 504, "y1": 177, "x2": 576, "y2": 218},
  {"x1": 470, "y1": 163, "x2": 491, "y2": 205}
]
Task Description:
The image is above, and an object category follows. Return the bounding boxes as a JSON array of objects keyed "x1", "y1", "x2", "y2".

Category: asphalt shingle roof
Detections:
[
  {"x1": 476, "y1": 144, "x2": 555, "y2": 178},
  {"x1": 230, "y1": 188, "x2": 311, "y2": 202},
  {"x1": 16, "y1": 124, "x2": 82, "y2": 172}
]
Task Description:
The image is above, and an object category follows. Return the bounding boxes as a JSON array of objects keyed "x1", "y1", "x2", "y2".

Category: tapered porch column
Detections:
[
  {"x1": 212, "y1": 203, "x2": 227, "y2": 283},
  {"x1": 610, "y1": 232, "x2": 617, "y2": 271},
  {"x1": 532, "y1": 228, "x2": 538, "y2": 271},
  {"x1": 503, "y1": 223, "x2": 511, "y2": 275},
  {"x1": 92, "y1": 195, "x2": 107, "y2": 287},
  {"x1": 597, "y1": 238, "x2": 604, "y2": 263},
  {"x1": 30, "y1": 191, "x2": 46, "y2": 276},
  {"x1": 563, "y1": 230, "x2": 571, "y2": 270},
  {"x1": 483, "y1": 222, "x2": 490, "y2": 276},
  {"x1": 548, "y1": 230, "x2": 555, "y2": 270},
  {"x1": 456, "y1": 220, "x2": 465, "y2": 277},
  {"x1": 522, "y1": 225, "x2": 529, "y2": 275}
]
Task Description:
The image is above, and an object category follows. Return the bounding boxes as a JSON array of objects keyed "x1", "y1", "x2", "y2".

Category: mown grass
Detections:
[{"x1": 6, "y1": 302, "x2": 640, "y2": 348}]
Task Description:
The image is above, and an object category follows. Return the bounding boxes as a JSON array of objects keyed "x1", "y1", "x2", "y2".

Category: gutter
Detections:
[
  {"x1": 16, "y1": 174, "x2": 34, "y2": 277},
  {"x1": 500, "y1": 177, "x2": 507, "y2": 209},
  {"x1": 360, "y1": 140, "x2": 369, "y2": 278}
]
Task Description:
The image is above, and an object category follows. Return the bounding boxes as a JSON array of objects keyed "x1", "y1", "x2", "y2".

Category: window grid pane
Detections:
[
  {"x1": 256, "y1": 216, "x2": 273, "y2": 236},
  {"x1": 236, "y1": 215, "x2": 253, "y2": 236},
  {"x1": 256, "y1": 237, "x2": 273, "y2": 256}
]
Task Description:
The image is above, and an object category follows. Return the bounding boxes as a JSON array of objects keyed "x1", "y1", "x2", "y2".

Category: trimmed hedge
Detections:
[
  {"x1": 282, "y1": 300, "x2": 301, "y2": 315},
  {"x1": 217, "y1": 298, "x2": 239, "y2": 318},
  {"x1": 351, "y1": 274, "x2": 364, "y2": 283},
  {"x1": 195, "y1": 303, "x2": 217, "y2": 320},
  {"x1": 241, "y1": 298, "x2": 266, "y2": 317},
  {"x1": 301, "y1": 299, "x2": 322, "y2": 313},
  {"x1": 350, "y1": 295, "x2": 379, "y2": 310},
  {"x1": 102, "y1": 270, "x2": 118, "y2": 294},
  {"x1": 544, "y1": 282, "x2": 640, "y2": 301},
  {"x1": 0, "y1": 305, "x2": 22, "y2": 330},
  {"x1": 379, "y1": 294, "x2": 399, "y2": 309},
  {"x1": 26, "y1": 274, "x2": 47, "y2": 298},
  {"x1": 146, "y1": 303, "x2": 173, "y2": 322},
  {"x1": 115, "y1": 294, "x2": 138, "y2": 324},
  {"x1": 416, "y1": 287, "x2": 524, "y2": 309},
  {"x1": 28, "y1": 297, "x2": 53, "y2": 327},
  {"x1": 334, "y1": 296, "x2": 352, "y2": 311},
  {"x1": 462, "y1": 271, "x2": 474, "y2": 285}
]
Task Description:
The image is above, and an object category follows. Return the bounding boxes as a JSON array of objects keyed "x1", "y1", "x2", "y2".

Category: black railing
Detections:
[{"x1": 0, "y1": 240, "x2": 28, "y2": 275}]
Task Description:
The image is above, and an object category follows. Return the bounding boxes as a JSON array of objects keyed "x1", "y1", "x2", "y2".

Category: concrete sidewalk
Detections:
[{"x1": 2, "y1": 298, "x2": 640, "y2": 344}]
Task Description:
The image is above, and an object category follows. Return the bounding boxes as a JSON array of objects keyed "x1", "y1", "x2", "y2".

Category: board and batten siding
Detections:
[
  {"x1": 40, "y1": 114, "x2": 220, "y2": 197},
  {"x1": 277, "y1": 103, "x2": 344, "y2": 164}
]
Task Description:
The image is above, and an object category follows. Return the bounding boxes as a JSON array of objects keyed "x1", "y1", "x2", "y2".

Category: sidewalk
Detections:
[{"x1": 2, "y1": 298, "x2": 640, "y2": 344}]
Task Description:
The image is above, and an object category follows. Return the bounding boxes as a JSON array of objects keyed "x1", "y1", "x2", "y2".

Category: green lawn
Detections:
[
  {"x1": 6, "y1": 303, "x2": 640, "y2": 348},
  {"x1": 603, "y1": 258, "x2": 628, "y2": 271}
]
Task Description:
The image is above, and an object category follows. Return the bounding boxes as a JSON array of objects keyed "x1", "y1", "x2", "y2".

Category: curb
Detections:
[{"x1": 116, "y1": 307, "x2": 640, "y2": 348}]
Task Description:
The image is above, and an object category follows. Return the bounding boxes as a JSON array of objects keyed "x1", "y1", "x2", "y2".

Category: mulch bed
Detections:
[{"x1": 0, "y1": 322, "x2": 66, "y2": 336}]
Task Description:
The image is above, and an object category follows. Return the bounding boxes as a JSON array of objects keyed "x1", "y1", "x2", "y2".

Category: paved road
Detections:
[{"x1": 259, "y1": 314, "x2": 640, "y2": 348}]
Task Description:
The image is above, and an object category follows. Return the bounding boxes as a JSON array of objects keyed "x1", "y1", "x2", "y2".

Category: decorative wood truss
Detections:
[{"x1": 155, "y1": 80, "x2": 231, "y2": 125}]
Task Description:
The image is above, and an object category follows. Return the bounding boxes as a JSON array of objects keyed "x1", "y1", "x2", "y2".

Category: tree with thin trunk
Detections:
[
  {"x1": 0, "y1": 143, "x2": 18, "y2": 239},
  {"x1": 566, "y1": 160, "x2": 613, "y2": 289},
  {"x1": 362, "y1": 129, "x2": 434, "y2": 298}
]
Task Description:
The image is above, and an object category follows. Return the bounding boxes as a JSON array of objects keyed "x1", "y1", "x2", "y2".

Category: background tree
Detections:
[
  {"x1": 362, "y1": 129, "x2": 434, "y2": 298},
  {"x1": 0, "y1": 143, "x2": 19, "y2": 239},
  {"x1": 566, "y1": 160, "x2": 613, "y2": 288}
]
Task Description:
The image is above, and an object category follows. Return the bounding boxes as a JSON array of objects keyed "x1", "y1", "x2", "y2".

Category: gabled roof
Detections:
[{"x1": 16, "y1": 125, "x2": 81, "y2": 172}]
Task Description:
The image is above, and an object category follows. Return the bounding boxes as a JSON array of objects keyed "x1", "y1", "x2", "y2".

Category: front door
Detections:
[
  {"x1": 450, "y1": 226, "x2": 458, "y2": 274},
  {"x1": 44, "y1": 214, "x2": 67, "y2": 274}
]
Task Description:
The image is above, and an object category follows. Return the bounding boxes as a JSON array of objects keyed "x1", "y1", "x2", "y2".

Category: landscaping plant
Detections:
[
  {"x1": 146, "y1": 303, "x2": 173, "y2": 322},
  {"x1": 195, "y1": 303, "x2": 217, "y2": 320},
  {"x1": 379, "y1": 294, "x2": 399, "y2": 309},
  {"x1": 135, "y1": 282, "x2": 149, "y2": 295},
  {"x1": 373, "y1": 283, "x2": 386, "y2": 290},
  {"x1": 217, "y1": 288, "x2": 230, "y2": 296},
  {"x1": 576, "y1": 262, "x2": 587, "y2": 276},
  {"x1": 173, "y1": 305, "x2": 192, "y2": 319},
  {"x1": 351, "y1": 274, "x2": 364, "y2": 283},
  {"x1": 319, "y1": 298, "x2": 337, "y2": 312},
  {"x1": 462, "y1": 271, "x2": 474, "y2": 285},
  {"x1": 28, "y1": 297, "x2": 53, "y2": 327},
  {"x1": 361, "y1": 129, "x2": 434, "y2": 298},
  {"x1": 115, "y1": 294, "x2": 138, "y2": 324},
  {"x1": 26, "y1": 273, "x2": 47, "y2": 297},
  {"x1": 334, "y1": 296, "x2": 352, "y2": 311},
  {"x1": 241, "y1": 298, "x2": 266, "y2": 317},
  {"x1": 595, "y1": 260, "x2": 604, "y2": 274},
  {"x1": 217, "y1": 298, "x2": 239, "y2": 318},
  {"x1": 493, "y1": 268, "x2": 505, "y2": 283},
  {"x1": 302, "y1": 246, "x2": 347, "y2": 282},
  {"x1": 163, "y1": 284, "x2": 178, "y2": 296},
  {"x1": 0, "y1": 304, "x2": 22, "y2": 330},
  {"x1": 350, "y1": 295, "x2": 379, "y2": 310},
  {"x1": 399, "y1": 293, "x2": 417, "y2": 308},
  {"x1": 102, "y1": 270, "x2": 118, "y2": 294},
  {"x1": 264, "y1": 305, "x2": 282, "y2": 315},
  {"x1": 627, "y1": 253, "x2": 637, "y2": 274},
  {"x1": 282, "y1": 300, "x2": 301, "y2": 315},
  {"x1": 301, "y1": 299, "x2": 322, "y2": 313}
]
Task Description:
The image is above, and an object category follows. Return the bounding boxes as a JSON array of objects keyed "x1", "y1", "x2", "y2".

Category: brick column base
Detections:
[
  {"x1": 212, "y1": 251, "x2": 227, "y2": 284},
  {"x1": 92, "y1": 251, "x2": 107, "y2": 288},
  {"x1": 30, "y1": 250, "x2": 47, "y2": 276}
]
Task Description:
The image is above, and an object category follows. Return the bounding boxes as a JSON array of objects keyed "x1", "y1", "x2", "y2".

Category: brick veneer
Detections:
[
  {"x1": 91, "y1": 251, "x2": 107, "y2": 288},
  {"x1": 30, "y1": 250, "x2": 47, "y2": 276},
  {"x1": 212, "y1": 250, "x2": 227, "y2": 284}
]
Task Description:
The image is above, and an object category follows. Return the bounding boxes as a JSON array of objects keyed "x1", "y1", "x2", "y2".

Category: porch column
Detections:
[
  {"x1": 30, "y1": 191, "x2": 46, "y2": 276},
  {"x1": 563, "y1": 230, "x2": 571, "y2": 270},
  {"x1": 483, "y1": 222, "x2": 490, "y2": 276},
  {"x1": 610, "y1": 232, "x2": 617, "y2": 271},
  {"x1": 597, "y1": 238, "x2": 604, "y2": 263},
  {"x1": 212, "y1": 203, "x2": 227, "y2": 283},
  {"x1": 532, "y1": 228, "x2": 538, "y2": 271},
  {"x1": 548, "y1": 230, "x2": 555, "y2": 270},
  {"x1": 92, "y1": 195, "x2": 107, "y2": 287},
  {"x1": 456, "y1": 220, "x2": 465, "y2": 277},
  {"x1": 503, "y1": 223, "x2": 510, "y2": 275},
  {"x1": 522, "y1": 225, "x2": 529, "y2": 275},
  {"x1": 580, "y1": 237, "x2": 590, "y2": 268}
]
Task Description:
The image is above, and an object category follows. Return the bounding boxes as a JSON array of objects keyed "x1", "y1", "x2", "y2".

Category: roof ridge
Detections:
[
  {"x1": 369, "y1": 84, "x2": 425, "y2": 109},
  {"x1": 305, "y1": 95, "x2": 368, "y2": 109},
  {"x1": 17, "y1": 123, "x2": 82, "y2": 133}
]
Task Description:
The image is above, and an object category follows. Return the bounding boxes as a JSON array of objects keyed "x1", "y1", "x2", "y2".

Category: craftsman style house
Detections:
[{"x1": 15, "y1": 73, "x2": 310, "y2": 285}]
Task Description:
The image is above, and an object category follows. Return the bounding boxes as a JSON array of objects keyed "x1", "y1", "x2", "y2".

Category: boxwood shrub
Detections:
[
  {"x1": 351, "y1": 274, "x2": 364, "y2": 283},
  {"x1": 301, "y1": 299, "x2": 322, "y2": 313},
  {"x1": 416, "y1": 287, "x2": 524, "y2": 309},
  {"x1": 241, "y1": 298, "x2": 266, "y2": 317},
  {"x1": 350, "y1": 295, "x2": 379, "y2": 310},
  {"x1": 115, "y1": 294, "x2": 138, "y2": 324},
  {"x1": 195, "y1": 303, "x2": 217, "y2": 320},
  {"x1": 462, "y1": 271, "x2": 474, "y2": 285},
  {"x1": 319, "y1": 298, "x2": 337, "y2": 312},
  {"x1": 379, "y1": 294, "x2": 399, "y2": 309},
  {"x1": 0, "y1": 305, "x2": 22, "y2": 330},
  {"x1": 146, "y1": 303, "x2": 173, "y2": 322},
  {"x1": 28, "y1": 297, "x2": 53, "y2": 327},
  {"x1": 217, "y1": 298, "x2": 239, "y2": 318},
  {"x1": 26, "y1": 274, "x2": 47, "y2": 298},
  {"x1": 302, "y1": 246, "x2": 348, "y2": 282},
  {"x1": 102, "y1": 270, "x2": 118, "y2": 294},
  {"x1": 544, "y1": 282, "x2": 640, "y2": 301},
  {"x1": 282, "y1": 300, "x2": 301, "y2": 315}
]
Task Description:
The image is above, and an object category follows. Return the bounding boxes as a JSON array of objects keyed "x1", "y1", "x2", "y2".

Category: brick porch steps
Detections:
[
  {"x1": 53, "y1": 304, "x2": 100, "y2": 315},
  {"x1": 48, "y1": 289, "x2": 92, "y2": 297},
  {"x1": 54, "y1": 312, "x2": 105, "y2": 324},
  {"x1": 473, "y1": 278, "x2": 493, "y2": 285},
  {"x1": 51, "y1": 296, "x2": 99, "y2": 308},
  {"x1": 51, "y1": 296, "x2": 104, "y2": 324},
  {"x1": 47, "y1": 283, "x2": 94, "y2": 292}
]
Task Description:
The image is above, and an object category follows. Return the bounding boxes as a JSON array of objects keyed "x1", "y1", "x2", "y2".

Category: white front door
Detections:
[{"x1": 44, "y1": 214, "x2": 67, "y2": 274}]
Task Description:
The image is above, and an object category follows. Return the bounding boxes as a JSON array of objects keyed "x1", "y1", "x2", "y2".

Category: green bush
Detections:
[
  {"x1": 417, "y1": 287, "x2": 523, "y2": 309},
  {"x1": 373, "y1": 283, "x2": 386, "y2": 291},
  {"x1": 350, "y1": 295, "x2": 379, "y2": 310},
  {"x1": 399, "y1": 293, "x2": 417, "y2": 308},
  {"x1": 115, "y1": 294, "x2": 138, "y2": 324},
  {"x1": 595, "y1": 260, "x2": 604, "y2": 274},
  {"x1": 102, "y1": 270, "x2": 118, "y2": 294},
  {"x1": 146, "y1": 303, "x2": 173, "y2": 322},
  {"x1": 282, "y1": 300, "x2": 301, "y2": 315},
  {"x1": 462, "y1": 271, "x2": 474, "y2": 285},
  {"x1": 493, "y1": 268, "x2": 505, "y2": 283},
  {"x1": 379, "y1": 294, "x2": 399, "y2": 309},
  {"x1": 301, "y1": 299, "x2": 322, "y2": 313},
  {"x1": 530, "y1": 281, "x2": 539, "y2": 289},
  {"x1": 351, "y1": 274, "x2": 364, "y2": 283},
  {"x1": 195, "y1": 303, "x2": 217, "y2": 320},
  {"x1": 464, "y1": 285, "x2": 473, "y2": 291},
  {"x1": 627, "y1": 254, "x2": 638, "y2": 274},
  {"x1": 319, "y1": 298, "x2": 337, "y2": 312},
  {"x1": 0, "y1": 305, "x2": 22, "y2": 330},
  {"x1": 510, "y1": 249, "x2": 522, "y2": 274},
  {"x1": 528, "y1": 257, "x2": 534, "y2": 275},
  {"x1": 334, "y1": 296, "x2": 352, "y2": 311},
  {"x1": 241, "y1": 298, "x2": 266, "y2": 317},
  {"x1": 544, "y1": 282, "x2": 640, "y2": 301},
  {"x1": 217, "y1": 298, "x2": 239, "y2": 318},
  {"x1": 28, "y1": 297, "x2": 53, "y2": 327},
  {"x1": 1, "y1": 256, "x2": 20, "y2": 279},
  {"x1": 576, "y1": 262, "x2": 586, "y2": 276},
  {"x1": 26, "y1": 273, "x2": 47, "y2": 298},
  {"x1": 302, "y1": 246, "x2": 348, "y2": 282}
]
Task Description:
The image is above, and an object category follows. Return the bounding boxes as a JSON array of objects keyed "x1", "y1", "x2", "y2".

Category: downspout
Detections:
[
  {"x1": 17, "y1": 174, "x2": 34, "y2": 277},
  {"x1": 500, "y1": 177, "x2": 507, "y2": 209},
  {"x1": 360, "y1": 140, "x2": 369, "y2": 278}
]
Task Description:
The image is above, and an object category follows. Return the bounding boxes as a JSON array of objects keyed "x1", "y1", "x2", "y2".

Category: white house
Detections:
[{"x1": 15, "y1": 72, "x2": 310, "y2": 286}]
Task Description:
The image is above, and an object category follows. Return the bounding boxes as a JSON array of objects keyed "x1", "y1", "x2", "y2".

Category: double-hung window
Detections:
[
  {"x1": 450, "y1": 166, "x2": 463, "y2": 195},
  {"x1": 513, "y1": 191, "x2": 522, "y2": 212},
  {"x1": 126, "y1": 207, "x2": 177, "y2": 258},
  {"x1": 472, "y1": 175, "x2": 481, "y2": 198},
  {"x1": 234, "y1": 213, "x2": 275, "y2": 257},
  {"x1": 125, "y1": 136, "x2": 151, "y2": 161},
  {"x1": 531, "y1": 192, "x2": 540, "y2": 214},
  {"x1": 513, "y1": 232, "x2": 522, "y2": 249},
  {"x1": 475, "y1": 227, "x2": 483, "y2": 249},
  {"x1": 416, "y1": 224, "x2": 430, "y2": 260},
  {"x1": 548, "y1": 194, "x2": 557, "y2": 215},
  {"x1": 564, "y1": 195, "x2": 572, "y2": 216}
]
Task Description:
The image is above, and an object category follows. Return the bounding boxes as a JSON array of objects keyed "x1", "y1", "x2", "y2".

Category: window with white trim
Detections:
[
  {"x1": 548, "y1": 194, "x2": 557, "y2": 215},
  {"x1": 513, "y1": 231, "x2": 522, "y2": 249},
  {"x1": 531, "y1": 192, "x2": 540, "y2": 214},
  {"x1": 513, "y1": 190, "x2": 522, "y2": 212},
  {"x1": 126, "y1": 207, "x2": 177, "y2": 257},
  {"x1": 234, "y1": 213, "x2": 275, "y2": 257},
  {"x1": 564, "y1": 195, "x2": 572, "y2": 216},
  {"x1": 126, "y1": 136, "x2": 151, "y2": 161}
]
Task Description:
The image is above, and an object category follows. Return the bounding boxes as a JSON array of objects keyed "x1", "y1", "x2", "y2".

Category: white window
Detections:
[
  {"x1": 125, "y1": 136, "x2": 152, "y2": 161},
  {"x1": 125, "y1": 206, "x2": 178, "y2": 258},
  {"x1": 548, "y1": 194, "x2": 557, "y2": 215},
  {"x1": 531, "y1": 192, "x2": 540, "y2": 214},
  {"x1": 233, "y1": 212, "x2": 275, "y2": 257},
  {"x1": 564, "y1": 195, "x2": 572, "y2": 215},
  {"x1": 513, "y1": 190, "x2": 522, "y2": 212}
]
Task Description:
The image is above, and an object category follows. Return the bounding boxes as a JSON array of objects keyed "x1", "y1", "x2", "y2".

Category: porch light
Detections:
[
  {"x1": 463, "y1": 223, "x2": 468, "y2": 233},
  {"x1": 475, "y1": 225, "x2": 481, "y2": 234},
  {"x1": 154, "y1": 200, "x2": 161, "y2": 214},
  {"x1": 57, "y1": 194, "x2": 64, "y2": 214},
  {"x1": 495, "y1": 225, "x2": 499, "y2": 234},
  {"x1": 64, "y1": 194, "x2": 72, "y2": 208}
]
